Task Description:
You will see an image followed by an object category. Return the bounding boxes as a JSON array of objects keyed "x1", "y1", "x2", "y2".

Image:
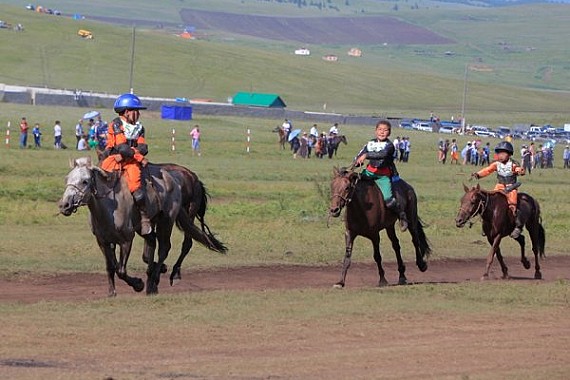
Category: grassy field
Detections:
[{"x1": 0, "y1": 102, "x2": 569, "y2": 276}]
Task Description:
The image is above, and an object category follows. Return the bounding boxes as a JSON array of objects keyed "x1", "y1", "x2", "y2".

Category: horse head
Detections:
[
  {"x1": 58, "y1": 157, "x2": 106, "y2": 216},
  {"x1": 455, "y1": 183, "x2": 483, "y2": 228},
  {"x1": 329, "y1": 166, "x2": 357, "y2": 217}
]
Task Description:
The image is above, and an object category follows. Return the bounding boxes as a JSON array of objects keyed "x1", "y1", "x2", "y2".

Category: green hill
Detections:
[{"x1": 0, "y1": 4, "x2": 569, "y2": 124}]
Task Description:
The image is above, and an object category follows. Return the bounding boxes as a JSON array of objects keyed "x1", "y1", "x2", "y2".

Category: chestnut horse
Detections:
[
  {"x1": 329, "y1": 167, "x2": 431, "y2": 287},
  {"x1": 272, "y1": 126, "x2": 287, "y2": 150},
  {"x1": 455, "y1": 184, "x2": 545, "y2": 280}
]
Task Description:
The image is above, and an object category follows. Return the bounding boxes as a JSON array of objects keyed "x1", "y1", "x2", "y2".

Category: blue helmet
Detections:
[{"x1": 113, "y1": 93, "x2": 147, "y2": 113}]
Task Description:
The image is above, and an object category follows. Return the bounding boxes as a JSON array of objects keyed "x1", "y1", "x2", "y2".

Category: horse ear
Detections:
[
  {"x1": 463, "y1": 183, "x2": 469, "y2": 193},
  {"x1": 476, "y1": 183, "x2": 480, "y2": 190},
  {"x1": 69, "y1": 158, "x2": 76, "y2": 168},
  {"x1": 332, "y1": 166, "x2": 339, "y2": 176}
]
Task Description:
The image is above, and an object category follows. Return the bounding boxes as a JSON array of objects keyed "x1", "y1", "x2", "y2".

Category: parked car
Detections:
[
  {"x1": 438, "y1": 125, "x2": 455, "y2": 134},
  {"x1": 413, "y1": 121, "x2": 433, "y2": 132},
  {"x1": 399, "y1": 120, "x2": 414, "y2": 130}
]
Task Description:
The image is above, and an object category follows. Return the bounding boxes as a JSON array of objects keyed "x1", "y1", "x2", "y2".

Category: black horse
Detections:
[{"x1": 327, "y1": 135, "x2": 347, "y2": 158}]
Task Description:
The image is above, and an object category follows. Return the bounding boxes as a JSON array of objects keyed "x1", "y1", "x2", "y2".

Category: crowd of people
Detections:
[
  {"x1": 280, "y1": 119, "x2": 344, "y2": 159},
  {"x1": 18, "y1": 114, "x2": 109, "y2": 151}
]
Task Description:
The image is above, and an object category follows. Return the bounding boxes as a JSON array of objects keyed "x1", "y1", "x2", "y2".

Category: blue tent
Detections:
[{"x1": 161, "y1": 105, "x2": 192, "y2": 121}]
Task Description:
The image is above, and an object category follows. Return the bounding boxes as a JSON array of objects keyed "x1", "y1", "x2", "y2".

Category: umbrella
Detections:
[
  {"x1": 288, "y1": 129, "x2": 302, "y2": 142},
  {"x1": 82, "y1": 110, "x2": 100, "y2": 120}
]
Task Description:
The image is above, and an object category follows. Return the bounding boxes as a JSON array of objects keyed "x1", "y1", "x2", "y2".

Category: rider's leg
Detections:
[
  {"x1": 375, "y1": 175, "x2": 408, "y2": 232},
  {"x1": 126, "y1": 164, "x2": 152, "y2": 236},
  {"x1": 508, "y1": 191, "x2": 523, "y2": 239}
]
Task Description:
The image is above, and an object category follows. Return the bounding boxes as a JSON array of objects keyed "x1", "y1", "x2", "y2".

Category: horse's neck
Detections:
[{"x1": 481, "y1": 191, "x2": 508, "y2": 216}]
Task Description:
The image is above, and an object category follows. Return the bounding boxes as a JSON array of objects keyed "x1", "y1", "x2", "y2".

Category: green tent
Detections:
[{"x1": 232, "y1": 92, "x2": 286, "y2": 108}]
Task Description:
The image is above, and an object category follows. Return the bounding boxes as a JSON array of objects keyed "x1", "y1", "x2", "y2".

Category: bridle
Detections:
[
  {"x1": 64, "y1": 168, "x2": 118, "y2": 211},
  {"x1": 330, "y1": 172, "x2": 360, "y2": 210},
  {"x1": 459, "y1": 190, "x2": 489, "y2": 227}
]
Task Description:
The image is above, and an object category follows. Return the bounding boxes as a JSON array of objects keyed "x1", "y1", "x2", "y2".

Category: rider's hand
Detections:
[
  {"x1": 141, "y1": 158, "x2": 149, "y2": 167},
  {"x1": 355, "y1": 155, "x2": 366, "y2": 166},
  {"x1": 471, "y1": 172, "x2": 480, "y2": 180}
]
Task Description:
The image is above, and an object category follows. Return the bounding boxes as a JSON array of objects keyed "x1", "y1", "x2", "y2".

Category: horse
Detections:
[
  {"x1": 58, "y1": 157, "x2": 226, "y2": 296},
  {"x1": 329, "y1": 167, "x2": 431, "y2": 287},
  {"x1": 455, "y1": 184, "x2": 545, "y2": 280},
  {"x1": 327, "y1": 135, "x2": 347, "y2": 158},
  {"x1": 272, "y1": 126, "x2": 287, "y2": 150}
]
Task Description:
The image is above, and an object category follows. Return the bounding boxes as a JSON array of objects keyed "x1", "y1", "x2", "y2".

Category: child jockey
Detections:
[
  {"x1": 471, "y1": 141, "x2": 525, "y2": 238},
  {"x1": 100, "y1": 93, "x2": 152, "y2": 236},
  {"x1": 354, "y1": 120, "x2": 408, "y2": 231}
]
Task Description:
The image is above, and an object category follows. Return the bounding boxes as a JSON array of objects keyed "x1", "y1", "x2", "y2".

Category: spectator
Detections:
[
  {"x1": 521, "y1": 144, "x2": 532, "y2": 174},
  {"x1": 392, "y1": 136, "x2": 400, "y2": 160},
  {"x1": 75, "y1": 119, "x2": 84, "y2": 148},
  {"x1": 299, "y1": 132, "x2": 309, "y2": 158},
  {"x1": 77, "y1": 134, "x2": 89, "y2": 151},
  {"x1": 461, "y1": 142, "x2": 472, "y2": 165},
  {"x1": 53, "y1": 120, "x2": 62, "y2": 149},
  {"x1": 88, "y1": 135, "x2": 98, "y2": 150},
  {"x1": 32, "y1": 123, "x2": 42, "y2": 148},
  {"x1": 398, "y1": 137, "x2": 406, "y2": 162},
  {"x1": 402, "y1": 137, "x2": 411, "y2": 162},
  {"x1": 563, "y1": 145, "x2": 570, "y2": 169},
  {"x1": 480, "y1": 142, "x2": 490, "y2": 166},
  {"x1": 290, "y1": 134, "x2": 301, "y2": 159},
  {"x1": 189, "y1": 124, "x2": 201, "y2": 156},
  {"x1": 95, "y1": 116, "x2": 109, "y2": 150},
  {"x1": 19, "y1": 117, "x2": 29, "y2": 149},
  {"x1": 450, "y1": 139, "x2": 459, "y2": 165}
]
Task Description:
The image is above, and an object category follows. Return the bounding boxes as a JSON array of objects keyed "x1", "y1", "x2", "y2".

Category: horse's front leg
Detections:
[
  {"x1": 116, "y1": 240, "x2": 145, "y2": 293},
  {"x1": 386, "y1": 226, "x2": 406, "y2": 285},
  {"x1": 334, "y1": 230, "x2": 356, "y2": 288},
  {"x1": 495, "y1": 245, "x2": 510, "y2": 280},
  {"x1": 482, "y1": 235, "x2": 501, "y2": 280}
]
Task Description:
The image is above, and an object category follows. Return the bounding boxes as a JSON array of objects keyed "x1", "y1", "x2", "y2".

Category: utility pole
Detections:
[
  {"x1": 460, "y1": 63, "x2": 469, "y2": 133},
  {"x1": 129, "y1": 25, "x2": 136, "y2": 93}
]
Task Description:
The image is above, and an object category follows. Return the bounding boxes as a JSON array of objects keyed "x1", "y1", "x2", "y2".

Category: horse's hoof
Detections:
[
  {"x1": 398, "y1": 278, "x2": 408, "y2": 286},
  {"x1": 160, "y1": 263, "x2": 168, "y2": 274},
  {"x1": 133, "y1": 279, "x2": 145, "y2": 293},
  {"x1": 417, "y1": 261, "x2": 428, "y2": 272},
  {"x1": 534, "y1": 272, "x2": 542, "y2": 280},
  {"x1": 378, "y1": 279, "x2": 389, "y2": 287},
  {"x1": 522, "y1": 260, "x2": 531, "y2": 270},
  {"x1": 502, "y1": 274, "x2": 511, "y2": 280},
  {"x1": 333, "y1": 283, "x2": 344, "y2": 289},
  {"x1": 480, "y1": 274, "x2": 489, "y2": 281}
]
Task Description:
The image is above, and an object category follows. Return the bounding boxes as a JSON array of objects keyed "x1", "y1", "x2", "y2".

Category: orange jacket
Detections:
[
  {"x1": 104, "y1": 116, "x2": 147, "y2": 164},
  {"x1": 476, "y1": 159, "x2": 524, "y2": 184}
]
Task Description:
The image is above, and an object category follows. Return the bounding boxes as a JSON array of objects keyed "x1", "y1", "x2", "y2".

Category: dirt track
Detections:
[{"x1": 2, "y1": 256, "x2": 569, "y2": 303}]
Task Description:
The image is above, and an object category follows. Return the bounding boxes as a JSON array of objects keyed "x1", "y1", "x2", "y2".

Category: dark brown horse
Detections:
[
  {"x1": 329, "y1": 167, "x2": 431, "y2": 287},
  {"x1": 327, "y1": 135, "x2": 347, "y2": 158},
  {"x1": 455, "y1": 184, "x2": 545, "y2": 280}
]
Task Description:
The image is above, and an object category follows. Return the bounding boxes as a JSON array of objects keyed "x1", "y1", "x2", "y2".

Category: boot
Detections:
[
  {"x1": 386, "y1": 197, "x2": 408, "y2": 232},
  {"x1": 510, "y1": 209, "x2": 523, "y2": 239},
  {"x1": 133, "y1": 189, "x2": 153, "y2": 236}
]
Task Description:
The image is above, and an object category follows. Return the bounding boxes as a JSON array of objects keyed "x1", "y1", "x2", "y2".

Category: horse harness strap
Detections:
[{"x1": 464, "y1": 191, "x2": 489, "y2": 227}]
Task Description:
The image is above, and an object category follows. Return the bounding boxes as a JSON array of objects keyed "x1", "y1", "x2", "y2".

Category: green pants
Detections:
[{"x1": 362, "y1": 169, "x2": 392, "y2": 200}]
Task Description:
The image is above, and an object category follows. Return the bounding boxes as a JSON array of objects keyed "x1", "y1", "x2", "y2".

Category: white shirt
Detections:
[
  {"x1": 77, "y1": 138, "x2": 88, "y2": 151},
  {"x1": 329, "y1": 125, "x2": 339, "y2": 134},
  {"x1": 54, "y1": 124, "x2": 62, "y2": 137}
]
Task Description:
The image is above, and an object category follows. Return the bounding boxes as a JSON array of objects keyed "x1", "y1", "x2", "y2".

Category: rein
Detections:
[{"x1": 461, "y1": 191, "x2": 489, "y2": 227}]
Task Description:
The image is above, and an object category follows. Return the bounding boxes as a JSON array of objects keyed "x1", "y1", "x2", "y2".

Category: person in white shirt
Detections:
[
  {"x1": 54, "y1": 120, "x2": 62, "y2": 149},
  {"x1": 329, "y1": 123, "x2": 339, "y2": 135},
  {"x1": 309, "y1": 124, "x2": 319, "y2": 138},
  {"x1": 75, "y1": 120, "x2": 84, "y2": 148},
  {"x1": 77, "y1": 135, "x2": 89, "y2": 151}
]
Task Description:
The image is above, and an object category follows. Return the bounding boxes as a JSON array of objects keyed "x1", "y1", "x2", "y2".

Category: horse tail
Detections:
[
  {"x1": 534, "y1": 199, "x2": 546, "y2": 258},
  {"x1": 415, "y1": 216, "x2": 432, "y2": 259},
  {"x1": 176, "y1": 206, "x2": 227, "y2": 254}
]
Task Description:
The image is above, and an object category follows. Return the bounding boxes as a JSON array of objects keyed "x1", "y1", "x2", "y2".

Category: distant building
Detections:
[
  {"x1": 322, "y1": 54, "x2": 338, "y2": 62},
  {"x1": 294, "y1": 48, "x2": 311, "y2": 56},
  {"x1": 347, "y1": 48, "x2": 362, "y2": 57}
]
